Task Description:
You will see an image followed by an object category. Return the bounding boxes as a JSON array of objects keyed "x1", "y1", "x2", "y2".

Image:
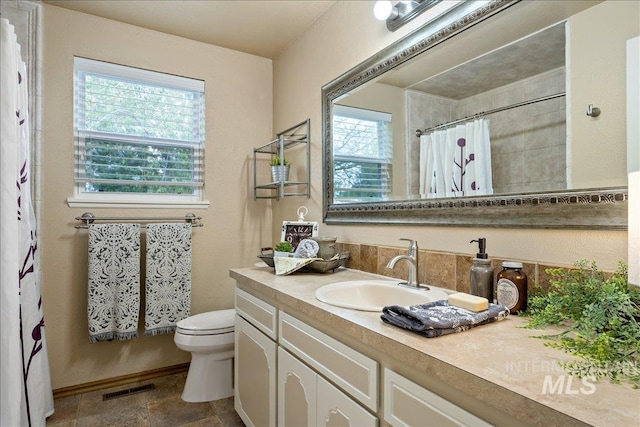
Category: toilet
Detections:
[{"x1": 174, "y1": 309, "x2": 236, "y2": 402}]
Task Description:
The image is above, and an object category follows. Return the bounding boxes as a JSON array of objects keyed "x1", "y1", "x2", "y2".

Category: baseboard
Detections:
[{"x1": 52, "y1": 363, "x2": 190, "y2": 399}]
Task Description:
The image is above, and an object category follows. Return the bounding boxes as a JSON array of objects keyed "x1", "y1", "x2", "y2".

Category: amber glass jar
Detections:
[{"x1": 496, "y1": 262, "x2": 527, "y2": 314}]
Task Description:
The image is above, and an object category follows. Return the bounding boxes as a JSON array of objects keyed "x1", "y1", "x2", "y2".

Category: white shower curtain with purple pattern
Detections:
[
  {"x1": 1, "y1": 18, "x2": 54, "y2": 427},
  {"x1": 419, "y1": 118, "x2": 494, "y2": 198}
]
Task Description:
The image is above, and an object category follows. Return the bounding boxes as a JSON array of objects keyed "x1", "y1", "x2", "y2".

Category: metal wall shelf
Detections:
[{"x1": 253, "y1": 119, "x2": 310, "y2": 200}]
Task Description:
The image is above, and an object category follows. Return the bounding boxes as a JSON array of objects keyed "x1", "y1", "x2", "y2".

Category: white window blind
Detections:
[
  {"x1": 332, "y1": 105, "x2": 393, "y2": 202},
  {"x1": 73, "y1": 57, "x2": 205, "y2": 199}
]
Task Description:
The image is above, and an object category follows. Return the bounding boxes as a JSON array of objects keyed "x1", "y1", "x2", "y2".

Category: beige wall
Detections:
[
  {"x1": 273, "y1": 1, "x2": 627, "y2": 272},
  {"x1": 42, "y1": 5, "x2": 273, "y2": 389},
  {"x1": 568, "y1": 0, "x2": 639, "y2": 188}
]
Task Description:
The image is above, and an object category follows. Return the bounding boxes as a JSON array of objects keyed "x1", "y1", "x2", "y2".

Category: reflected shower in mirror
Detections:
[{"x1": 336, "y1": 22, "x2": 568, "y2": 203}]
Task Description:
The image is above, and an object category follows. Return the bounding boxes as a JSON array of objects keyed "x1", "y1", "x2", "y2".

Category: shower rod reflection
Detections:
[
  {"x1": 74, "y1": 212, "x2": 203, "y2": 229},
  {"x1": 415, "y1": 92, "x2": 566, "y2": 137}
]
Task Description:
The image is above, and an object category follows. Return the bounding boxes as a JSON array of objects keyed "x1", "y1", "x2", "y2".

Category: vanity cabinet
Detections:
[
  {"x1": 234, "y1": 289, "x2": 277, "y2": 427},
  {"x1": 316, "y1": 375, "x2": 377, "y2": 427},
  {"x1": 278, "y1": 347, "x2": 317, "y2": 426},
  {"x1": 235, "y1": 282, "x2": 483, "y2": 427},
  {"x1": 277, "y1": 312, "x2": 379, "y2": 427},
  {"x1": 383, "y1": 369, "x2": 490, "y2": 427},
  {"x1": 253, "y1": 119, "x2": 310, "y2": 200}
]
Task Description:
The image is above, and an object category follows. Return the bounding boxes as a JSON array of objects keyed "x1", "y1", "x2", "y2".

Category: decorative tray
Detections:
[{"x1": 257, "y1": 251, "x2": 350, "y2": 274}]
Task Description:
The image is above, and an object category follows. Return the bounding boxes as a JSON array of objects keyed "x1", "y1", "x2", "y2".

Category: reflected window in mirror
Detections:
[{"x1": 332, "y1": 105, "x2": 393, "y2": 203}]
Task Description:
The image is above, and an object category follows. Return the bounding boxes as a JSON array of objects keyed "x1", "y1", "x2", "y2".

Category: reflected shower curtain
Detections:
[
  {"x1": 419, "y1": 118, "x2": 493, "y2": 198},
  {"x1": 1, "y1": 18, "x2": 54, "y2": 426}
]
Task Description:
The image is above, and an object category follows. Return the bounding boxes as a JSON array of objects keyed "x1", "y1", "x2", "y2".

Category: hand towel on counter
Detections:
[
  {"x1": 87, "y1": 223, "x2": 141, "y2": 343},
  {"x1": 274, "y1": 256, "x2": 318, "y2": 275},
  {"x1": 275, "y1": 239, "x2": 321, "y2": 275},
  {"x1": 144, "y1": 223, "x2": 192, "y2": 336},
  {"x1": 381, "y1": 300, "x2": 509, "y2": 338}
]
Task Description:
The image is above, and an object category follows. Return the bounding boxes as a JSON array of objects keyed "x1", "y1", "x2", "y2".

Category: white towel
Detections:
[
  {"x1": 144, "y1": 223, "x2": 192, "y2": 336},
  {"x1": 87, "y1": 223, "x2": 141, "y2": 343}
]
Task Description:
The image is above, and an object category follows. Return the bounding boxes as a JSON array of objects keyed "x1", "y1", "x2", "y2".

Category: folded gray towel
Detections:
[{"x1": 381, "y1": 300, "x2": 509, "y2": 338}]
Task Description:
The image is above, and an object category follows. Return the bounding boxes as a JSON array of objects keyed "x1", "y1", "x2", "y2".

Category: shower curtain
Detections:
[
  {"x1": 1, "y1": 18, "x2": 54, "y2": 426},
  {"x1": 419, "y1": 118, "x2": 493, "y2": 198}
]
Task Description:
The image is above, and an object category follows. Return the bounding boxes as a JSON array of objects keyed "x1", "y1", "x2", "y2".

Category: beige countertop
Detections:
[{"x1": 230, "y1": 266, "x2": 639, "y2": 427}]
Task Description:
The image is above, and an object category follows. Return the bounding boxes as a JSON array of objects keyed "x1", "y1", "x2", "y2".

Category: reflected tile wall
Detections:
[{"x1": 407, "y1": 68, "x2": 566, "y2": 196}]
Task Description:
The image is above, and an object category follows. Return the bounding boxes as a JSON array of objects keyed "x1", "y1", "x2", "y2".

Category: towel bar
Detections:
[{"x1": 74, "y1": 212, "x2": 203, "y2": 229}]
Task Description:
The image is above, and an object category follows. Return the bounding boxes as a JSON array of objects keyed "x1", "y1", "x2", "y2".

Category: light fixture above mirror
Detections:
[{"x1": 374, "y1": 0, "x2": 450, "y2": 32}]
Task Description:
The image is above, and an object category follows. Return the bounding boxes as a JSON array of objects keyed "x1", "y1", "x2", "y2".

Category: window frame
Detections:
[
  {"x1": 68, "y1": 57, "x2": 209, "y2": 209},
  {"x1": 332, "y1": 104, "x2": 393, "y2": 203}
]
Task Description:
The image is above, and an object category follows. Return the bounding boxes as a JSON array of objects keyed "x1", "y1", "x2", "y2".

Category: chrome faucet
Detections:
[{"x1": 386, "y1": 238, "x2": 421, "y2": 287}]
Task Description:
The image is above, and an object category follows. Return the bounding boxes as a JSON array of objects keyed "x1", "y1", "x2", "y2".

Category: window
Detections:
[
  {"x1": 72, "y1": 57, "x2": 205, "y2": 206},
  {"x1": 332, "y1": 105, "x2": 392, "y2": 202}
]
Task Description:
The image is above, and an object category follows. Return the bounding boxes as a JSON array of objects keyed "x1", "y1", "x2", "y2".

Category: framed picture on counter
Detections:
[{"x1": 281, "y1": 221, "x2": 318, "y2": 251}]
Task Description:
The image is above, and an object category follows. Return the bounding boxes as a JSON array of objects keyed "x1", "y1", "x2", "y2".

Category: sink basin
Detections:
[{"x1": 314, "y1": 280, "x2": 449, "y2": 312}]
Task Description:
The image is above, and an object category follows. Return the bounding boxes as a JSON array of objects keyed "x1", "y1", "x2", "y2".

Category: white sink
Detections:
[{"x1": 314, "y1": 280, "x2": 449, "y2": 312}]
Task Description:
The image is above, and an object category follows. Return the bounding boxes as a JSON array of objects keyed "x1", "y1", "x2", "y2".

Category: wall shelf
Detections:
[{"x1": 254, "y1": 119, "x2": 310, "y2": 200}]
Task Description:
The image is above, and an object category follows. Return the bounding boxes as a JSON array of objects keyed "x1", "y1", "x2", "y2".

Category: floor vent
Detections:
[{"x1": 102, "y1": 383, "x2": 155, "y2": 401}]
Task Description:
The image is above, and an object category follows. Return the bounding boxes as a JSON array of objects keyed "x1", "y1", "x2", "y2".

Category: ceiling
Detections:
[
  {"x1": 42, "y1": 0, "x2": 336, "y2": 59},
  {"x1": 409, "y1": 23, "x2": 566, "y2": 99}
]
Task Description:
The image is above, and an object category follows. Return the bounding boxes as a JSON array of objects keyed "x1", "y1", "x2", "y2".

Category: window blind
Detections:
[
  {"x1": 73, "y1": 57, "x2": 205, "y2": 196},
  {"x1": 332, "y1": 105, "x2": 393, "y2": 201}
]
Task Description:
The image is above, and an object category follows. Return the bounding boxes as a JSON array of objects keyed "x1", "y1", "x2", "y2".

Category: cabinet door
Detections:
[
  {"x1": 235, "y1": 315, "x2": 276, "y2": 427},
  {"x1": 383, "y1": 369, "x2": 490, "y2": 427},
  {"x1": 316, "y1": 376, "x2": 378, "y2": 427},
  {"x1": 278, "y1": 347, "x2": 317, "y2": 427},
  {"x1": 279, "y1": 311, "x2": 378, "y2": 411}
]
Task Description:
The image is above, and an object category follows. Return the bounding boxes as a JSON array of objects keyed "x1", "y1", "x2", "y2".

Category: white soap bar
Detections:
[{"x1": 448, "y1": 293, "x2": 489, "y2": 312}]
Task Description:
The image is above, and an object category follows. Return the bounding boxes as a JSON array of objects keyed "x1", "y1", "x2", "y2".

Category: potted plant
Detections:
[
  {"x1": 271, "y1": 155, "x2": 291, "y2": 183},
  {"x1": 274, "y1": 241, "x2": 294, "y2": 258}
]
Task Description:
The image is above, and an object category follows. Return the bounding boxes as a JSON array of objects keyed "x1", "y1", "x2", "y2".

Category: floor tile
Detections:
[
  {"x1": 77, "y1": 384, "x2": 148, "y2": 419},
  {"x1": 147, "y1": 395, "x2": 217, "y2": 427},
  {"x1": 175, "y1": 415, "x2": 223, "y2": 427},
  {"x1": 142, "y1": 372, "x2": 187, "y2": 402},
  {"x1": 218, "y1": 410, "x2": 245, "y2": 427},
  {"x1": 46, "y1": 394, "x2": 80, "y2": 426},
  {"x1": 47, "y1": 373, "x2": 243, "y2": 427},
  {"x1": 211, "y1": 396, "x2": 234, "y2": 414},
  {"x1": 46, "y1": 421, "x2": 76, "y2": 427},
  {"x1": 76, "y1": 403, "x2": 149, "y2": 427}
]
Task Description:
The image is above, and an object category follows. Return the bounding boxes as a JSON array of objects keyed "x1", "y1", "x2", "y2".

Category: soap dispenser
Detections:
[{"x1": 469, "y1": 238, "x2": 494, "y2": 302}]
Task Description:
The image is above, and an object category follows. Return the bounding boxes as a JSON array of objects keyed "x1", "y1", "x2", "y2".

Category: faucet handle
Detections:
[{"x1": 399, "y1": 238, "x2": 418, "y2": 254}]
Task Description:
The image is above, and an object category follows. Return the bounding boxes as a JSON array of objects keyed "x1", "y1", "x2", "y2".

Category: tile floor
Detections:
[{"x1": 46, "y1": 372, "x2": 245, "y2": 427}]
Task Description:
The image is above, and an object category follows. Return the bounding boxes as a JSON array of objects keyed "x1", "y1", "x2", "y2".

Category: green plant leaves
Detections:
[{"x1": 524, "y1": 260, "x2": 640, "y2": 387}]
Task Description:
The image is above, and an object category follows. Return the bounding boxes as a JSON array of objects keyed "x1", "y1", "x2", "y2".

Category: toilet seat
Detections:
[{"x1": 176, "y1": 309, "x2": 235, "y2": 336}]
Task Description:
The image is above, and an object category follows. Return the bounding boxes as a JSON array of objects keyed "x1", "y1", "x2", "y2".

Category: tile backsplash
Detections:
[{"x1": 336, "y1": 241, "x2": 598, "y2": 296}]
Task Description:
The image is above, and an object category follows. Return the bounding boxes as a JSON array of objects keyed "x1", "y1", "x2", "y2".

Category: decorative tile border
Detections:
[{"x1": 337, "y1": 241, "x2": 609, "y2": 296}]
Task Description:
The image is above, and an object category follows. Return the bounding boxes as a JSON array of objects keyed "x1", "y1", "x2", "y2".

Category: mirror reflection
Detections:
[{"x1": 327, "y1": 1, "x2": 630, "y2": 207}]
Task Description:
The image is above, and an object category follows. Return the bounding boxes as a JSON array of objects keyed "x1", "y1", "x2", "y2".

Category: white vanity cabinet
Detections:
[
  {"x1": 235, "y1": 283, "x2": 484, "y2": 427},
  {"x1": 277, "y1": 347, "x2": 316, "y2": 426},
  {"x1": 278, "y1": 311, "x2": 378, "y2": 427},
  {"x1": 234, "y1": 288, "x2": 277, "y2": 427},
  {"x1": 278, "y1": 346, "x2": 378, "y2": 427},
  {"x1": 383, "y1": 369, "x2": 491, "y2": 427},
  {"x1": 316, "y1": 375, "x2": 378, "y2": 427}
]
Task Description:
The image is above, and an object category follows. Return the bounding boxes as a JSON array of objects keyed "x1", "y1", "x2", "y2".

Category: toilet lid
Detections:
[{"x1": 176, "y1": 309, "x2": 235, "y2": 335}]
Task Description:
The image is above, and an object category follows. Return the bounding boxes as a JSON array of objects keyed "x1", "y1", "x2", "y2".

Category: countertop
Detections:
[{"x1": 230, "y1": 266, "x2": 639, "y2": 427}]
